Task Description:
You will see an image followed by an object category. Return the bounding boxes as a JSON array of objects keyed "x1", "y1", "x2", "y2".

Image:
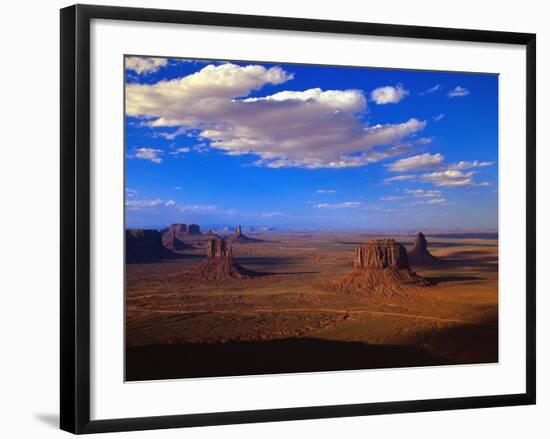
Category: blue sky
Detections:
[{"x1": 125, "y1": 56, "x2": 498, "y2": 230}]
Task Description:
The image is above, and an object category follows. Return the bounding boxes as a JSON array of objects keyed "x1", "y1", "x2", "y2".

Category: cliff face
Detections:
[
  {"x1": 407, "y1": 233, "x2": 442, "y2": 266},
  {"x1": 206, "y1": 238, "x2": 232, "y2": 259},
  {"x1": 353, "y1": 238, "x2": 410, "y2": 270},
  {"x1": 333, "y1": 238, "x2": 429, "y2": 296},
  {"x1": 126, "y1": 229, "x2": 167, "y2": 263},
  {"x1": 187, "y1": 224, "x2": 202, "y2": 236}
]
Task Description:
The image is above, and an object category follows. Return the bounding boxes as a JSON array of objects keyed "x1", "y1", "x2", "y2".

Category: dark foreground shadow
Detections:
[{"x1": 126, "y1": 338, "x2": 449, "y2": 381}]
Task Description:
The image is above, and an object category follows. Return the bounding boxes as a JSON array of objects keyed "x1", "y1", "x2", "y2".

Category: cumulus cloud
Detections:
[
  {"x1": 421, "y1": 169, "x2": 475, "y2": 187},
  {"x1": 131, "y1": 147, "x2": 163, "y2": 164},
  {"x1": 384, "y1": 155, "x2": 493, "y2": 188},
  {"x1": 317, "y1": 189, "x2": 336, "y2": 194},
  {"x1": 125, "y1": 56, "x2": 168, "y2": 74},
  {"x1": 448, "y1": 86, "x2": 470, "y2": 98},
  {"x1": 387, "y1": 153, "x2": 445, "y2": 172},
  {"x1": 127, "y1": 64, "x2": 426, "y2": 168},
  {"x1": 313, "y1": 201, "x2": 362, "y2": 209},
  {"x1": 370, "y1": 84, "x2": 409, "y2": 104}
]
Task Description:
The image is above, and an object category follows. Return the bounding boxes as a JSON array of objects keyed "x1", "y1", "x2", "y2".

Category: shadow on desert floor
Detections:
[
  {"x1": 425, "y1": 274, "x2": 486, "y2": 285},
  {"x1": 126, "y1": 337, "x2": 453, "y2": 381}
]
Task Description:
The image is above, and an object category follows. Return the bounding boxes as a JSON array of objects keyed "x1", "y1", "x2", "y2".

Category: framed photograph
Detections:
[{"x1": 60, "y1": 4, "x2": 536, "y2": 434}]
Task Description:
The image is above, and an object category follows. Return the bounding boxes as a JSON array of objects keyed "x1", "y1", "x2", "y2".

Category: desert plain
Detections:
[{"x1": 125, "y1": 229, "x2": 498, "y2": 381}]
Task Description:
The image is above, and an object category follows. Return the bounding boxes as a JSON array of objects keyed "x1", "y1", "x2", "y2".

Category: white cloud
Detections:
[
  {"x1": 449, "y1": 160, "x2": 494, "y2": 170},
  {"x1": 156, "y1": 127, "x2": 188, "y2": 140},
  {"x1": 421, "y1": 169, "x2": 475, "y2": 187},
  {"x1": 313, "y1": 201, "x2": 362, "y2": 209},
  {"x1": 405, "y1": 189, "x2": 443, "y2": 198},
  {"x1": 434, "y1": 113, "x2": 445, "y2": 122},
  {"x1": 410, "y1": 197, "x2": 448, "y2": 206},
  {"x1": 415, "y1": 137, "x2": 433, "y2": 145},
  {"x1": 425, "y1": 84, "x2": 441, "y2": 94},
  {"x1": 131, "y1": 147, "x2": 163, "y2": 164},
  {"x1": 260, "y1": 211, "x2": 285, "y2": 218},
  {"x1": 448, "y1": 86, "x2": 470, "y2": 98},
  {"x1": 125, "y1": 199, "x2": 165, "y2": 209},
  {"x1": 317, "y1": 189, "x2": 336, "y2": 194},
  {"x1": 127, "y1": 63, "x2": 426, "y2": 168},
  {"x1": 370, "y1": 84, "x2": 409, "y2": 104},
  {"x1": 124, "y1": 197, "x2": 225, "y2": 214},
  {"x1": 387, "y1": 153, "x2": 445, "y2": 172},
  {"x1": 381, "y1": 195, "x2": 405, "y2": 201},
  {"x1": 383, "y1": 175, "x2": 416, "y2": 183},
  {"x1": 125, "y1": 56, "x2": 168, "y2": 75},
  {"x1": 169, "y1": 147, "x2": 191, "y2": 155},
  {"x1": 480, "y1": 181, "x2": 492, "y2": 186},
  {"x1": 125, "y1": 188, "x2": 138, "y2": 197},
  {"x1": 177, "y1": 204, "x2": 218, "y2": 213}
]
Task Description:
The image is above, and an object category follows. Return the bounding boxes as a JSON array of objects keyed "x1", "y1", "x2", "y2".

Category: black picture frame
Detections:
[{"x1": 60, "y1": 4, "x2": 536, "y2": 434}]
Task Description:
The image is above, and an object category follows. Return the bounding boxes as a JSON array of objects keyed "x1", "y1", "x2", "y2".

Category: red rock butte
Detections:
[
  {"x1": 228, "y1": 225, "x2": 260, "y2": 243},
  {"x1": 333, "y1": 238, "x2": 429, "y2": 295},
  {"x1": 194, "y1": 238, "x2": 257, "y2": 280},
  {"x1": 126, "y1": 229, "x2": 170, "y2": 263},
  {"x1": 353, "y1": 238, "x2": 410, "y2": 270},
  {"x1": 407, "y1": 232, "x2": 442, "y2": 266},
  {"x1": 162, "y1": 223, "x2": 205, "y2": 250},
  {"x1": 206, "y1": 238, "x2": 233, "y2": 259}
]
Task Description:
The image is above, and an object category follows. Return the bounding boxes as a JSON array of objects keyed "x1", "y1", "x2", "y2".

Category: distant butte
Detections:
[
  {"x1": 161, "y1": 223, "x2": 204, "y2": 250},
  {"x1": 126, "y1": 229, "x2": 172, "y2": 263},
  {"x1": 228, "y1": 225, "x2": 261, "y2": 243},
  {"x1": 407, "y1": 232, "x2": 443, "y2": 266},
  {"x1": 194, "y1": 238, "x2": 258, "y2": 280},
  {"x1": 332, "y1": 238, "x2": 429, "y2": 296}
]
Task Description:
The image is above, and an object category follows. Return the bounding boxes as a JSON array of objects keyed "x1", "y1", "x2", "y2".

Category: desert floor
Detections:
[{"x1": 125, "y1": 232, "x2": 498, "y2": 381}]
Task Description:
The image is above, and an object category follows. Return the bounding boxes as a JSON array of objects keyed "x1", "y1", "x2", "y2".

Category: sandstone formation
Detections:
[
  {"x1": 333, "y1": 238, "x2": 429, "y2": 295},
  {"x1": 206, "y1": 238, "x2": 233, "y2": 259},
  {"x1": 407, "y1": 232, "x2": 442, "y2": 266},
  {"x1": 162, "y1": 224, "x2": 192, "y2": 250},
  {"x1": 194, "y1": 238, "x2": 257, "y2": 280},
  {"x1": 353, "y1": 238, "x2": 410, "y2": 270},
  {"x1": 187, "y1": 224, "x2": 202, "y2": 235},
  {"x1": 126, "y1": 229, "x2": 169, "y2": 263},
  {"x1": 161, "y1": 223, "x2": 204, "y2": 250},
  {"x1": 228, "y1": 225, "x2": 260, "y2": 243}
]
